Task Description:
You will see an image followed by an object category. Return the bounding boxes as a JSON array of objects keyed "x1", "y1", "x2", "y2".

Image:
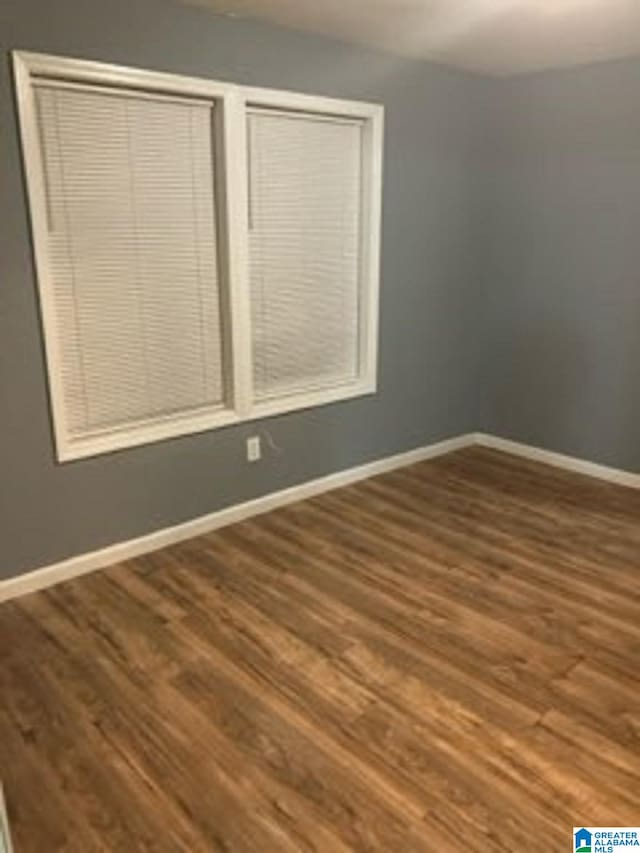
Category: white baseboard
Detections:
[
  {"x1": 3, "y1": 431, "x2": 638, "y2": 604},
  {"x1": 0, "y1": 782, "x2": 13, "y2": 853},
  {"x1": 0, "y1": 433, "x2": 474, "y2": 603},
  {"x1": 474, "y1": 433, "x2": 640, "y2": 489}
]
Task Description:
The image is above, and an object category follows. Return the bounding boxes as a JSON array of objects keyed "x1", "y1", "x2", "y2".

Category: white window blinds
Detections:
[
  {"x1": 34, "y1": 82, "x2": 226, "y2": 439},
  {"x1": 248, "y1": 109, "x2": 363, "y2": 401},
  {"x1": 16, "y1": 53, "x2": 382, "y2": 460}
]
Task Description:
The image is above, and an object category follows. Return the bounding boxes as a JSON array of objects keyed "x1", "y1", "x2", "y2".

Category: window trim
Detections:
[{"x1": 13, "y1": 51, "x2": 384, "y2": 462}]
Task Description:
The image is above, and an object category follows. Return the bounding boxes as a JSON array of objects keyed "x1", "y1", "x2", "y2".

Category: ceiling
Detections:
[{"x1": 181, "y1": 0, "x2": 640, "y2": 76}]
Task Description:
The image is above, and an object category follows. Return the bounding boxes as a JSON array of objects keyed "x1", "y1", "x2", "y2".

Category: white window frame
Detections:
[{"x1": 13, "y1": 51, "x2": 384, "y2": 462}]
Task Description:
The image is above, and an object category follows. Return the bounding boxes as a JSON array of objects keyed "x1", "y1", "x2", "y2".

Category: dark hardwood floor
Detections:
[{"x1": 1, "y1": 446, "x2": 639, "y2": 852}]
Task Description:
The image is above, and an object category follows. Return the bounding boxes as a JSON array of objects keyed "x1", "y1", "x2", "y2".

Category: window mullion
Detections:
[{"x1": 221, "y1": 90, "x2": 253, "y2": 419}]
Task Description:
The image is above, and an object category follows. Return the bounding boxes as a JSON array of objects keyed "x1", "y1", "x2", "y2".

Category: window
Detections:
[
  {"x1": 34, "y1": 84, "x2": 228, "y2": 439},
  {"x1": 14, "y1": 53, "x2": 383, "y2": 460},
  {"x1": 248, "y1": 109, "x2": 362, "y2": 401}
]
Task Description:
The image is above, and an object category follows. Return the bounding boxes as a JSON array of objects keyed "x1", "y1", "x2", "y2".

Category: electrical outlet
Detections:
[{"x1": 247, "y1": 436, "x2": 261, "y2": 462}]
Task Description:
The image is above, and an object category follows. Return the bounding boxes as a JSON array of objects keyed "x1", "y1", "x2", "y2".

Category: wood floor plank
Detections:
[
  {"x1": 1, "y1": 447, "x2": 638, "y2": 851},
  {"x1": 14, "y1": 594, "x2": 315, "y2": 853}
]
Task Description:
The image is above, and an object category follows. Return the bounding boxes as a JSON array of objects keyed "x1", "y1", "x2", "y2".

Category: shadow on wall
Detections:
[
  {"x1": 490, "y1": 321, "x2": 588, "y2": 448},
  {"x1": 489, "y1": 306, "x2": 640, "y2": 472},
  {"x1": 622, "y1": 311, "x2": 640, "y2": 471}
]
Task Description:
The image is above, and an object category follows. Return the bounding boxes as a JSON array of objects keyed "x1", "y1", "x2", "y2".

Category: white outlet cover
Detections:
[{"x1": 247, "y1": 436, "x2": 261, "y2": 462}]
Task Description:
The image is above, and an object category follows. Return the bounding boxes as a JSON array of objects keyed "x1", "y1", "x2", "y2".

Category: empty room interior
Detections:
[{"x1": 1, "y1": 0, "x2": 639, "y2": 849}]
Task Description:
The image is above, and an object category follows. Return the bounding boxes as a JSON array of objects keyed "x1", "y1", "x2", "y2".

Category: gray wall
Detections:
[
  {"x1": 0, "y1": 0, "x2": 489, "y2": 578},
  {"x1": 484, "y1": 59, "x2": 640, "y2": 471}
]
